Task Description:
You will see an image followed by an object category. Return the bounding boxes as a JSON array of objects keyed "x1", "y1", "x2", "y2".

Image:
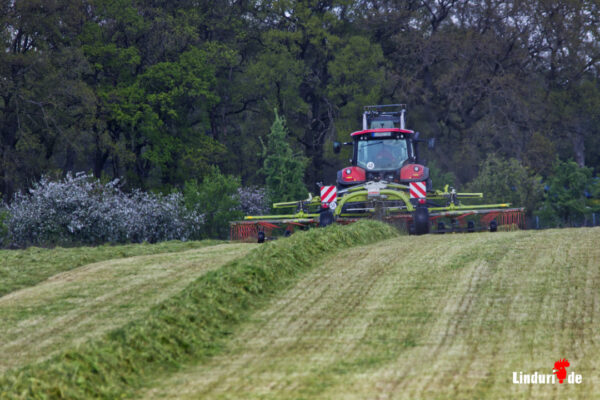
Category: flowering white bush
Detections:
[
  {"x1": 6, "y1": 173, "x2": 203, "y2": 247},
  {"x1": 237, "y1": 186, "x2": 270, "y2": 216}
]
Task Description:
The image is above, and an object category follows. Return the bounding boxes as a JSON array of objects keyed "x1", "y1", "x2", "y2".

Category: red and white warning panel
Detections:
[
  {"x1": 409, "y1": 181, "x2": 427, "y2": 199},
  {"x1": 320, "y1": 185, "x2": 337, "y2": 203}
]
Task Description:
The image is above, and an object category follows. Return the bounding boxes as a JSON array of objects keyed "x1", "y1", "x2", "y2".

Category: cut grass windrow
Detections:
[
  {"x1": 0, "y1": 221, "x2": 398, "y2": 399},
  {"x1": 0, "y1": 243, "x2": 253, "y2": 373}
]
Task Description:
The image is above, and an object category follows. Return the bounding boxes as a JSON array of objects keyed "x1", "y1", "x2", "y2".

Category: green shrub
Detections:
[
  {"x1": 184, "y1": 166, "x2": 244, "y2": 239},
  {"x1": 537, "y1": 159, "x2": 598, "y2": 227},
  {"x1": 468, "y1": 154, "x2": 544, "y2": 215}
]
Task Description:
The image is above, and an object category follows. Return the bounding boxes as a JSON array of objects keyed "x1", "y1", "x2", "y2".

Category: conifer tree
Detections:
[{"x1": 262, "y1": 110, "x2": 307, "y2": 204}]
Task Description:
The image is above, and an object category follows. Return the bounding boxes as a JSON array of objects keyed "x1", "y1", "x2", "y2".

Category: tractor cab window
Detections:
[
  {"x1": 369, "y1": 120, "x2": 396, "y2": 129},
  {"x1": 357, "y1": 138, "x2": 408, "y2": 171}
]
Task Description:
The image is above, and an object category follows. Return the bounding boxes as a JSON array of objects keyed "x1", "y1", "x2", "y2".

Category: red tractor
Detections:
[
  {"x1": 231, "y1": 105, "x2": 525, "y2": 242},
  {"x1": 332, "y1": 105, "x2": 435, "y2": 234}
]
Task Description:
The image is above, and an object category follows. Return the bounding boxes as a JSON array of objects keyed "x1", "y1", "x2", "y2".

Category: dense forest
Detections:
[{"x1": 1, "y1": 1, "x2": 599, "y2": 214}]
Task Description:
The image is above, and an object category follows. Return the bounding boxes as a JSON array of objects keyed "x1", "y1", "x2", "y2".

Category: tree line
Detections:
[{"x1": 2, "y1": 0, "x2": 599, "y2": 210}]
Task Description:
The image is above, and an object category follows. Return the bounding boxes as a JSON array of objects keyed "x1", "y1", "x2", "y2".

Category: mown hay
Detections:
[{"x1": 0, "y1": 221, "x2": 397, "y2": 399}]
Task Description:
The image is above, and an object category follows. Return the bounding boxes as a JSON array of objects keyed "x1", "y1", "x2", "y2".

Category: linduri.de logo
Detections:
[{"x1": 513, "y1": 359, "x2": 582, "y2": 385}]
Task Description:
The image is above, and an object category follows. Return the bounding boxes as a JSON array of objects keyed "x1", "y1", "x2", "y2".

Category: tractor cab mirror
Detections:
[
  {"x1": 333, "y1": 141, "x2": 341, "y2": 154},
  {"x1": 428, "y1": 138, "x2": 436, "y2": 150}
]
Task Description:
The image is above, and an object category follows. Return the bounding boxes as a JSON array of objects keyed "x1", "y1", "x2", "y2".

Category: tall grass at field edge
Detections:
[{"x1": 0, "y1": 220, "x2": 398, "y2": 399}]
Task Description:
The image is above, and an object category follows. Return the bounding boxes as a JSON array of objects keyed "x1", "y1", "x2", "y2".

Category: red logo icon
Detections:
[{"x1": 553, "y1": 359, "x2": 570, "y2": 384}]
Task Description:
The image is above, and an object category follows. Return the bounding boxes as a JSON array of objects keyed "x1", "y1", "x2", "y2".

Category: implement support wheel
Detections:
[
  {"x1": 437, "y1": 222, "x2": 445, "y2": 234},
  {"x1": 489, "y1": 220, "x2": 498, "y2": 232},
  {"x1": 467, "y1": 220, "x2": 475, "y2": 233}
]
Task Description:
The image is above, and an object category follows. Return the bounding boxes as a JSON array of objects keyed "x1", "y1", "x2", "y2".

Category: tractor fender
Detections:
[
  {"x1": 337, "y1": 166, "x2": 366, "y2": 186},
  {"x1": 400, "y1": 164, "x2": 429, "y2": 183}
]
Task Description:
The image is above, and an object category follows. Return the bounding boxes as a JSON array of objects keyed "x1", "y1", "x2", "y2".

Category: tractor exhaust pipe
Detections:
[{"x1": 400, "y1": 108, "x2": 406, "y2": 130}]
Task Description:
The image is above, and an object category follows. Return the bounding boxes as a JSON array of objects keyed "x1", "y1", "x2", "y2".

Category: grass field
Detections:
[
  {"x1": 0, "y1": 242, "x2": 254, "y2": 373},
  {"x1": 0, "y1": 240, "x2": 222, "y2": 297},
  {"x1": 0, "y1": 221, "x2": 395, "y2": 399},
  {"x1": 1, "y1": 226, "x2": 599, "y2": 399},
  {"x1": 136, "y1": 228, "x2": 600, "y2": 399}
]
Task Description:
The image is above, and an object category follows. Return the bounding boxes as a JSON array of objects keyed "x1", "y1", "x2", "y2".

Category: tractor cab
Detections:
[{"x1": 334, "y1": 105, "x2": 431, "y2": 188}]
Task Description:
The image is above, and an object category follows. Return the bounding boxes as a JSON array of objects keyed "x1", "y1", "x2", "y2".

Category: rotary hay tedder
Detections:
[{"x1": 231, "y1": 105, "x2": 525, "y2": 242}]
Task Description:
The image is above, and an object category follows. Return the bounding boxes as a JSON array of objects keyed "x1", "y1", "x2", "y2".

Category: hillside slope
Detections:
[
  {"x1": 138, "y1": 228, "x2": 600, "y2": 400},
  {"x1": 0, "y1": 243, "x2": 254, "y2": 373}
]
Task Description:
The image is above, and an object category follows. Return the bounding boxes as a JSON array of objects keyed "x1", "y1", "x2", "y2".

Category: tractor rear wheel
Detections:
[
  {"x1": 319, "y1": 209, "x2": 334, "y2": 227},
  {"x1": 413, "y1": 207, "x2": 430, "y2": 235}
]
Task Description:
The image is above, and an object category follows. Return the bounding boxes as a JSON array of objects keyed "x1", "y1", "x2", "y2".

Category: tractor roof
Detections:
[{"x1": 350, "y1": 128, "x2": 414, "y2": 137}]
